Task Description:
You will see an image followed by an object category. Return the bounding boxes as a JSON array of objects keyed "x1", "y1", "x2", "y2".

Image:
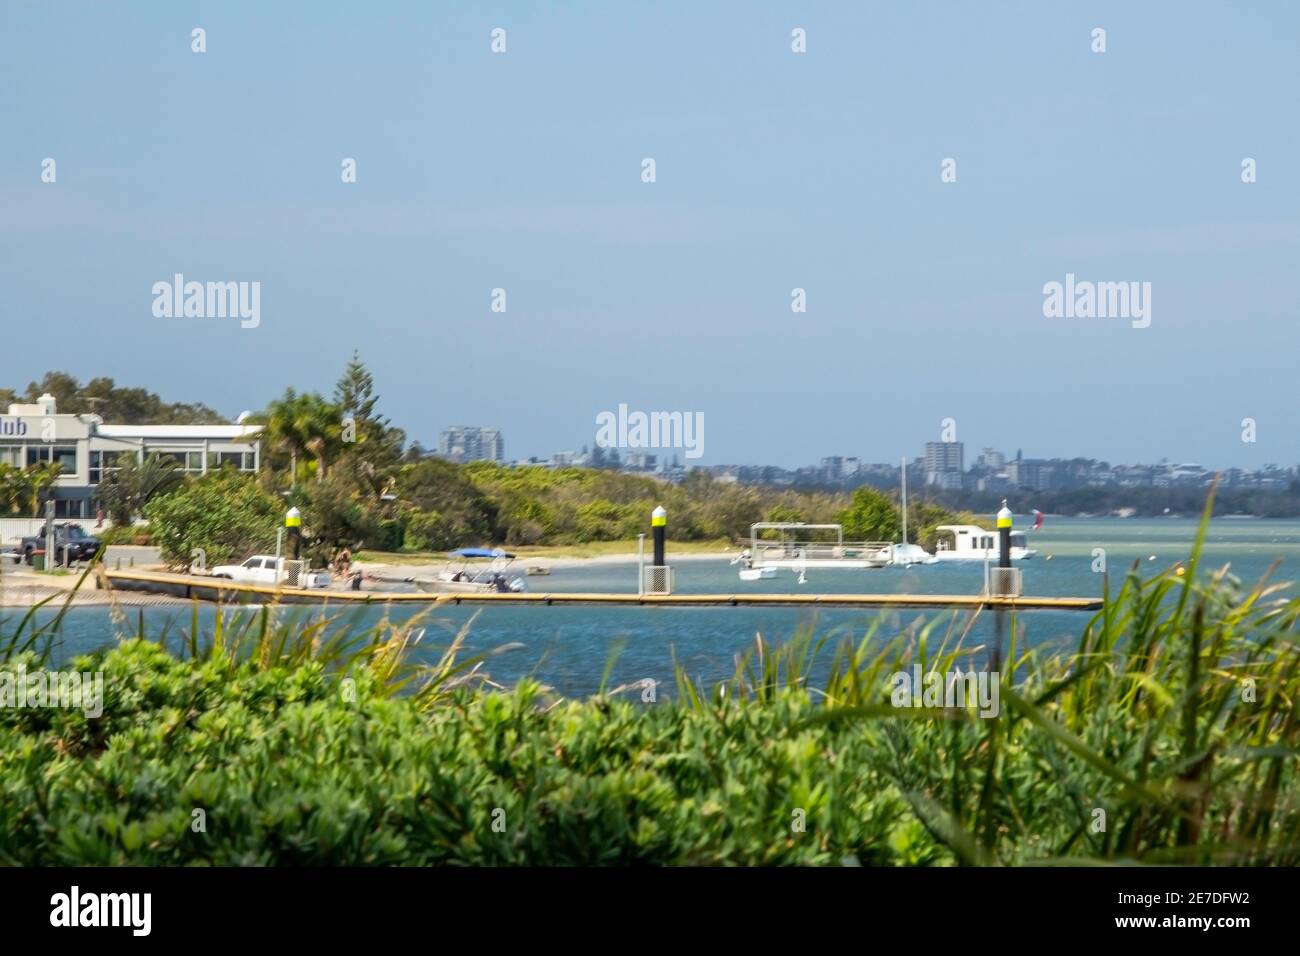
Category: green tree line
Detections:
[{"x1": 7, "y1": 359, "x2": 975, "y2": 565}]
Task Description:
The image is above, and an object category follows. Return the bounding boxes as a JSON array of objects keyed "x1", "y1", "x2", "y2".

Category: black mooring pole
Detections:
[
  {"x1": 286, "y1": 507, "x2": 302, "y2": 561},
  {"x1": 651, "y1": 505, "x2": 666, "y2": 566},
  {"x1": 992, "y1": 499, "x2": 1012, "y2": 672}
]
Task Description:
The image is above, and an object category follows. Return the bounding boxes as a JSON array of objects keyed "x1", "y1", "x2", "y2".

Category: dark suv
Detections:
[{"x1": 21, "y1": 523, "x2": 103, "y2": 565}]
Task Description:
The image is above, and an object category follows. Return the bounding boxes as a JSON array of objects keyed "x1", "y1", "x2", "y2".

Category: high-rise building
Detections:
[
  {"x1": 924, "y1": 441, "x2": 964, "y2": 488},
  {"x1": 1007, "y1": 458, "x2": 1054, "y2": 491},
  {"x1": 438, "y1": 426, "x2": 504, "y2": 463},
  {"x1": 924, "y1": 441, "x2": 964, "y2": 474},
  {"x1": 925, "y1": 442, "x2": 967, "y2": 476}
]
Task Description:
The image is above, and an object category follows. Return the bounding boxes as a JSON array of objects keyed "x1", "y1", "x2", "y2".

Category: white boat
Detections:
[
  {"x1": 412, "y1": 548, "x2": 528, "y2": 593},
  {"x1": 884, "y1": 457, "x2": 937, "y2": 566},
  {"x1": 737, "y1": 566, "x2": 777, "y2": 581},
  {"x1": 932, "y1": 525, "x2": 1037, "y2": 561},
  {"x1": 884, "y1": 542, "x2": 937, "y2": 566}
]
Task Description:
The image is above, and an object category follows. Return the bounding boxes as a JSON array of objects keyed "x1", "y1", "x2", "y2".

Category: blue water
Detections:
[{"x1": 8, "y1": 518, "x2": 1300, "y2": 698}]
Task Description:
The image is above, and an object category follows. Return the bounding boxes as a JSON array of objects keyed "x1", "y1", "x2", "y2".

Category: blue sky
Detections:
[{"x1": 2, "y1": 2, "x2": 1297, "y2": 468}]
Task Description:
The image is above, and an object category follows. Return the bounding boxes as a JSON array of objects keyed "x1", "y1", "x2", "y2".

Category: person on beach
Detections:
[{"x1": 336, "y1": 547, "x2": 352, "y2": 575}]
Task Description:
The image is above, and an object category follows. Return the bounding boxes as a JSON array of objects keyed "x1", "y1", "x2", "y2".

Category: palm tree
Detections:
[
  {"x1": 0, "y1": 463, "x2": 26, "y2": 516},
  {"x1": 258, "y1": 390, "x2": 342, "y2": 488},
  {"x1": 25, "y1": 462, "x2": 63, "y2": 517},
  {"x1": 97, "y1": 454, "x2": 182, "y2": 525},
  {"x1": 0, "y1": 462, "x2": 65, "y2": 517}
]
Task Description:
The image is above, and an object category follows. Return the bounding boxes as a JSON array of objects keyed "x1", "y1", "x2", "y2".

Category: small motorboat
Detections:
[
  {"x1": 884, "y1": 543, "x2": 937, "y2": 567},
  {"x1": 410, "y1": 548, "x2": 528, "y2": 594},
  {"x1": 525, "y1": 565, "x2": 551, "y2": 576},
  {"x1": 738, "y1": 566, "x2": 777, "y2": 581}
]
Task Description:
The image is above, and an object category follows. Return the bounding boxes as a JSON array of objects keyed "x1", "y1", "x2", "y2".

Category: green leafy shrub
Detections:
[
  {"x1": 144, "y1": 471, "x2": 282, "y2": 568},
  {"x1": 96, "y1": 525, "x2": 153, "y2": 546},
  {"x1": 403, "y1": 509, "x2": 453, "y2": 551}
]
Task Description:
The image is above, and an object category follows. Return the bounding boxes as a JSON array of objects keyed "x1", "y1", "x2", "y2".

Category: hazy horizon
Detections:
[{"x1": 3, "y1": 2, "x2": 1297, "y2": 469}]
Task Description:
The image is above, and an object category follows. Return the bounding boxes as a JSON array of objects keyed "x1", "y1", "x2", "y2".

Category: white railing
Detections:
[{"x1": 752, "y1": 540, "x2": 891, "y2": 561}]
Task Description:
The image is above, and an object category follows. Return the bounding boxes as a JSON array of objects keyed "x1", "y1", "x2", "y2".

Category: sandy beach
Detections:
[
  {"x1": 356, "y1": 549, "x2": 735, "y2": 579},
  {"x1": 0, "y1": 549, "x2": 738, "y2": 608}
]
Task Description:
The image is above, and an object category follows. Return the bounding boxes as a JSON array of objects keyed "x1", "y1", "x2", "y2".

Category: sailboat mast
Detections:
[{"x1": 900, "y1": 456, "x2": 908, "y2": 545}]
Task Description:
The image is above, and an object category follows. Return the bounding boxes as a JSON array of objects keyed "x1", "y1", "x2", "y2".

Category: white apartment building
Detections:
[{"x1": 0, "y1": 394, "x2": 262, "y2": 518}]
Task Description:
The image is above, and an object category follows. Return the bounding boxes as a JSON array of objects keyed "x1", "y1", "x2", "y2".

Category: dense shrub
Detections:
[
  {"x1": 380, "y1": 461, "x2": 965, "y2": 549},
  {"x1": 144, "y1": 471, "x2": 282, "y2": 568},
  {"x1": 0, "y1": 639, "x2": 935, "y2": 866},
  {"x1": 403, "y1": 509, "x2": 453, "y2": 551},
  {"x1": 96, "y1": 525, "x2": 153, "y2": 546}
]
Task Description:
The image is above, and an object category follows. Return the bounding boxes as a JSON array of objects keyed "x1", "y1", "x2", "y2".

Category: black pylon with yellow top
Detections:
[
  {"x1": 286, "y1": 507, "x2": 302, "y2": 560},
  {"x1": 997, "y1": 500, "x2": 1013, "y2": 569}
]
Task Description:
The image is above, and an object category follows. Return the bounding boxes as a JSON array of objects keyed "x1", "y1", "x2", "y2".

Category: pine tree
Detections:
[
  {"x1": 332, "y1": 352, "x2": 403, "y2": 470},
  {"x1": 334, "y1": 351, "x2": 379, "y2": 425}
]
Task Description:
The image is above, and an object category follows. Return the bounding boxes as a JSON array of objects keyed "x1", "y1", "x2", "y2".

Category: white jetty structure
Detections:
[{"x1": 736, "y1": 522, "x2": 892, "y2": 573}]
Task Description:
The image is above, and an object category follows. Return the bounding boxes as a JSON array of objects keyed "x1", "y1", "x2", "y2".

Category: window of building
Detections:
[
  {"x1": 208, "y1": 451, "x2": 255, "y2": 471},
  {"x1": 140, "y1": 449, "x2": 204, "y2": 473},
  {"x1": 53, "y1": 499, "x2": 88, "y2": 518},
  {"x1": 27, "y1": 445, "x2": 77, "y2": 472},
  {"x1": 0, "y1": 445, "x2": 21, "y2": 467},
  {"x1": 89, "y1": 450, "x2": 125, "y2": 485}
]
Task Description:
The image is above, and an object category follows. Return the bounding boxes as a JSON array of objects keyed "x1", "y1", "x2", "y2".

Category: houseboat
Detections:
[{"x1": 932, "y1": 525, "x2": 1037, "y2": 561}]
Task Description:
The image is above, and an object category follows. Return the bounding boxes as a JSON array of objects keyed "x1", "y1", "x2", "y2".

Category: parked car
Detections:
[
  {"x1": 21, "y1": 523, "x2": 103, "y2": 565},
  {"x1": 208, "y1": 555, "x2": 290, "y2": 586}
]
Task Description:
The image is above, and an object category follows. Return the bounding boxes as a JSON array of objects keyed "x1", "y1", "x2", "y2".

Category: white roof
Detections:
[{"x1": 96, "y1": 424, "x2": 262, "y2": 440}]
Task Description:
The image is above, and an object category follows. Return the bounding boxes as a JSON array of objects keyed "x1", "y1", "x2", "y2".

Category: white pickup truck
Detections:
[
  {"x1": 209, "y1": 554, "x2": 291, "y2": 586},
  {"x1": 208, "y1": 554, "x2": 331, "y2": 588}
]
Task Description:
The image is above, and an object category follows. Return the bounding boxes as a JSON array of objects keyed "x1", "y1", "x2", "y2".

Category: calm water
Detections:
[{"x1": 9, "y1": 518, "x2": 1300, "y2": 698}]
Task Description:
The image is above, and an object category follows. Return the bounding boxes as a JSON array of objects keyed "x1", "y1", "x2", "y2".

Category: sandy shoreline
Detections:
[
  {"x1": 0, "y1": 550, "x2": 738, "y2": 608},
  {"x1": 358, "y1": 550, "x2": 735, "y2": 577}
]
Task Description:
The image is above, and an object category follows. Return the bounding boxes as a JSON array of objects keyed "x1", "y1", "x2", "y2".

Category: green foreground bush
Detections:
[
  {"x1": 1, "y1": 501, "x2": 1298, "y2": 866},
  {"x1": 0, "y1": 639, "x2": 933, "y2": 866}
]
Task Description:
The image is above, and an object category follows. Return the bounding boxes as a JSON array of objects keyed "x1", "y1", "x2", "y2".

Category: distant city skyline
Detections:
[{"x1": 426, "y1": 424, "x2": 1293, "y2": 483}]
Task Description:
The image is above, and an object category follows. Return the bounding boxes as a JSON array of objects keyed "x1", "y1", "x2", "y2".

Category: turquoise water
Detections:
[{"x1": 8, "y1": 518, "x2": 1300, "y2": 698}]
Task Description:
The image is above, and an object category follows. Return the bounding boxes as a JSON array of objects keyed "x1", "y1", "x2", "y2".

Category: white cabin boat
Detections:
[{"x1": 932, "y1": 525, "x2": 1037, "y2": 562}]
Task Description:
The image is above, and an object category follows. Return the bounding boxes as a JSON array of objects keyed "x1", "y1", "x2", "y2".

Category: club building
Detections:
[{"x1": 1, "y1": 394, "x2": 262, "y2": 519}]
